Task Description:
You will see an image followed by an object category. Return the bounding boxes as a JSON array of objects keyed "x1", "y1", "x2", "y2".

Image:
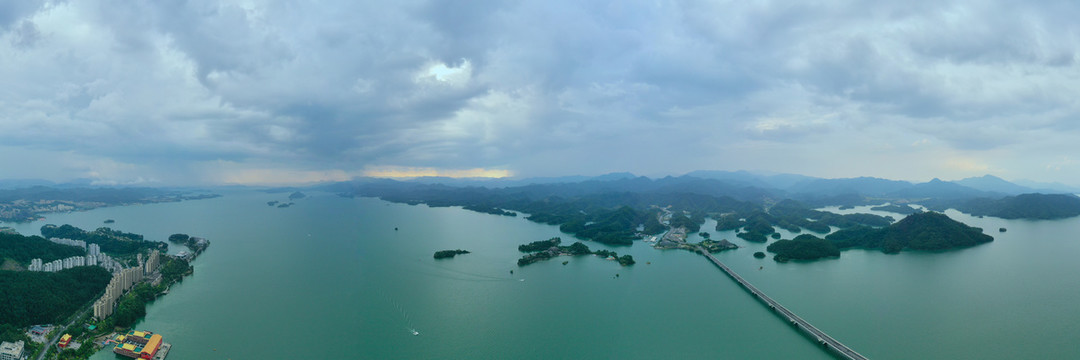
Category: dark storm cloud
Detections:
[{"x1": 2, "y1": 0, "x2": 1080, "y2": 184}]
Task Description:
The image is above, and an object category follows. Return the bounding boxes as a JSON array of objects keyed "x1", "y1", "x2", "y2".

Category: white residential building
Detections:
[{"x1": 0, "y1": 340, "x2": 23, "y2": 360}]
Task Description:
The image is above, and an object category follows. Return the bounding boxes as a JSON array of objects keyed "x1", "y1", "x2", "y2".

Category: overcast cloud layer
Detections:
[{"x1": 2, "y1": 0, "x2": 1080, "y2": 185}]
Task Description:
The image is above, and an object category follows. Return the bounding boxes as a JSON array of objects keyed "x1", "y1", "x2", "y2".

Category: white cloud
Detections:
[{"x1": 3, "y1": 0, "x2": 1080, "y2": 185}]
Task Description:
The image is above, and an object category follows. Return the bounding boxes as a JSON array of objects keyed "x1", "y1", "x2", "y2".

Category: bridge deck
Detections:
[{"x1": 699, "y1": 249, "x2": 869, "y2": 360}]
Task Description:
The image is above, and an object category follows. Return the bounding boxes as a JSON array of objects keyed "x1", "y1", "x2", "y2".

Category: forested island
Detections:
[
  {"x1": 766, "y1": 234, "x2": 840, "y2": 262},
  {"x1": 434, "y1": 249, "x2": 470, "y2": 259},
  {"x1": 870, "y1": 204, "x2": 919, "y2": 215},
  {"x1": 517, "y1": 237, "x2": 634, "y2": 266},
  {"x1": 826, "y1": 212, "x2": 993, "y2": 253}
]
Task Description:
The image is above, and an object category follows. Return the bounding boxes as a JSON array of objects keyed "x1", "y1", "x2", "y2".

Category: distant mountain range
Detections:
[{"x1": 361, "y1": 171, "x2": 1074, "y2": 201}]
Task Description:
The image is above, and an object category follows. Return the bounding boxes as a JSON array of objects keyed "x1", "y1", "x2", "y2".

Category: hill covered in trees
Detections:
[
  {"x1": 0, "y1": 232, "x2": 86, "y2": 267},
  {"x1": 826, "y1": 212, "x2": 993, "y2": 253},
  {"x1": 950, "y1": 193, "x2": 1080, "y2": 220},
  {"x1": 41, "y1": 224, "x2": 166, "y2": 256},
  {"x1": 766, "y1": 234, "x2": 840, "y2": 262},
  {"x1": 0, "y1": 266, "x2": 111, "y2": 327}
]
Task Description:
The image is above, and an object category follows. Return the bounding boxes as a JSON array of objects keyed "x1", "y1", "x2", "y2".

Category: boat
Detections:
[{"x1": 411, "y1": 329, "x2": 419, "y2": 336}]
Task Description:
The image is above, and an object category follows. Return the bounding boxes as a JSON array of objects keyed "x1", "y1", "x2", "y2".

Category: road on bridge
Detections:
[{"x1": 698, "y1": 248, "x2": 869, "y2": 360}]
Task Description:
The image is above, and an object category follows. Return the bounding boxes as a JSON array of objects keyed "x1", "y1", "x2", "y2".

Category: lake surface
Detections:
[{"x1": 7, "y1": 193, "x2": 1080, "y2": 359}]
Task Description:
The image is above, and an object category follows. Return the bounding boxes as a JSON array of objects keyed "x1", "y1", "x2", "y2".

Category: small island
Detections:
[
  {"x1": 870, "y1": 204, "x2": 919, "y2": 215},
  {"x1": 753, "y1": 251, "x2": 766, "y2": 259},
  {"x1": 999, "y1": 227, "x2": 1007, "y2": 232},
  {"x1": 433, "y1": 249, "x2": 470, "y2": 259},
  {"x1": 103, "y1": 219, "x2": 115, "y2": 224},
  {"x1": 517, "y1": 237, "x2": 634, "y2": 266},
  {"x1": 267, "y1": 201, "x2": 279, "y2": 206},
  {"x1": 277, "y1": 202, "x2": 294, "y2": 208},
  {"x1": 289, "y1": 191, "x2": 307, "y2": 200},
  {"x1": 766, "y1": 234, "x2": 840, "y2": 262}
]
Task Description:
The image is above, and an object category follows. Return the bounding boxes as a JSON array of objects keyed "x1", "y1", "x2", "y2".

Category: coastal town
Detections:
[{"x1": 0, "y1": 230, "x2": 208, "y2": 360}]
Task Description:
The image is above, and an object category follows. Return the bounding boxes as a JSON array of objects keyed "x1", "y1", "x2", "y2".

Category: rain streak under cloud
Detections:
[{"x1": 2, "y1": 0, "x2": 1080, "y2": 185}]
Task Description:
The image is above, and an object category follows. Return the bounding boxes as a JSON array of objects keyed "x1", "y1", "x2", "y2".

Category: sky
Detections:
[{"x1": 2, "y1": 0, "x2": 1080, "y2": 186}]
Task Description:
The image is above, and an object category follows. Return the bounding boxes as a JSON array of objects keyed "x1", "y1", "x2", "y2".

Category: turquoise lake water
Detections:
[{"x1": 6, "y1": 191, "x2": 1080, "y2": 359}]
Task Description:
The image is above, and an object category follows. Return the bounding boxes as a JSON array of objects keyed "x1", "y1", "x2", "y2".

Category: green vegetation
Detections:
[
  {"x1": 736, "y1": 231, "x2": 768, "y2": 243},
  {"x1": 556, "y1": 206, "x2": 644, "y2": 245},
  {"x1": 870, "y1": 204, "x2": 918, "y2": 215},
  {"x1": 669, "y1": 212, "x2": 703, "y2": 233},
  {"x1": 715, "y1": 214, "x2": 742, "y2": 231},
  {"x1": 642, "y1": 213, "x2": 666, "y2": 235},
  {"x1": 519, "y1": 237, "x2": 562, "y2": 252},
  {"x1": 826, "y1": 212, "x2": 993, "y2": 253},
  {"x1": 0, "y1": 266, "x2": 111, "y2": 327},
  {"x1": 433, "y1": 249, "x2": 471, "y2": 259},
  {"x1": 766, "y1": 234, "x2": 840, "y2": 262},
  {"x1": 341, "y1": 180, "x2": 762, "y2": 246},
  {"x1": 41, "y1": 224, "x2": 166, "y2": 256},
  {"x1": 111, "y1": 283, "x2": 156, "y2": 328},
  {"x1": 0, "y1": 232, "x2": 86, "y2": 266},
  {"x1": 753, "y1": 251, "x2": 766, "y2": 259},
  {"x1": 158, "y1": 256, "x2": 193, "y2": 285},
  {"x1": 462, "y1": 205, "x2": 517, "y2": 216},
  {"x1": 517, "y1": 238, "x2": 632, "y2": 266},
  {"x1": 951, "y1": 193, "x2": 1080, "y2": 220},
  {"x1": 698, "y1": 239, "x2": 738, "y2": 253},
  {"x1": 289, "y1": 191, "x2": 307, "y2": 200},
  {"x1": 168, "y1": 233, "x2": 209, "y2": 255}
]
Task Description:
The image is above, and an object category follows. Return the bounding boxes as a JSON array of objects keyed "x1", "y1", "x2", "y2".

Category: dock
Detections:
[{"x1": 152, "y1": 342, "x2": 171, "y2": 360}]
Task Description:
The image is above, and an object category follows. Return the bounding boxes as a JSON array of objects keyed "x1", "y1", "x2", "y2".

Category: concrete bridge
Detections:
[{"x1": 698, "y1": 248, "x2": 870, "y2": 360}]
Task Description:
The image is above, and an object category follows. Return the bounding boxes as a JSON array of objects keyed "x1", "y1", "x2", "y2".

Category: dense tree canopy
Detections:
[
  {"x1": 766, "y1": 234, "x2": 840, "y2": 262},
  {"x1": 0, "y1": 266, "x2": 111, "y2": 327},
  {"x1": 826, "y1": 212, "x2": 993, "y2": 253},
  {"x1": 41, "y1": 224, "x2": 165, "y2": 255},
  {"x1": 0, "y1": 232, "x2": 86, "y2": 265}
]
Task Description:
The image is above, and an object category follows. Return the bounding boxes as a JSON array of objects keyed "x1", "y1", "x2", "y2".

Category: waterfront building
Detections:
[
  {"x1": 144, "y1": 250, "x2": 160, "y2": 275},
  {"x1": 94, "y1": 296, "x2": 114, "y2": 319},
  {"x1": 0, "y1": 340, "x2": 23, "y2": 360},
  {"x1": 112, "y1": 331, "x2": 163, "y2": 359},
  {"x1": 95, "y1": 267, "x2": 145, "y2": 319}
]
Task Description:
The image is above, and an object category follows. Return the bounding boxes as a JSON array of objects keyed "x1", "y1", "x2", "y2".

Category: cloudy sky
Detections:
[{"x1": 1, "y1": 0, "x2": 1079, "y2": 186}]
